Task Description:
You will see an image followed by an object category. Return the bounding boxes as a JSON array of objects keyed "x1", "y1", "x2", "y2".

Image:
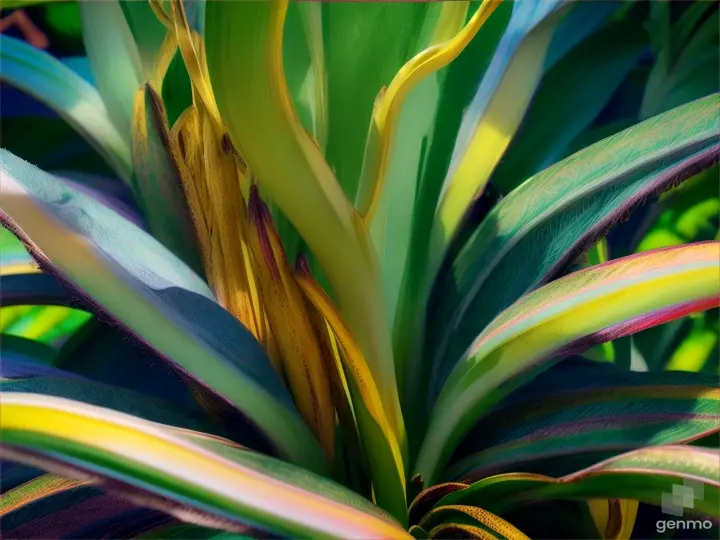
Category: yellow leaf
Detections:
[{"x1": 247, "y1": 187, "x2": 335, "y2": 460}]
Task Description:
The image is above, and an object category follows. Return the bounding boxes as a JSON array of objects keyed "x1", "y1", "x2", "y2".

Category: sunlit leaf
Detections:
[
  {"x1": 425, "y1": 94, "x2": 720, "y2": 402},
  {"x1": 0, "y1": 393, "x2": 412, "y2": 540},
  {"x1": 417, "y1": 243, "x2": 720, "y2": 483},
  {"x1": 205, "y1": 1, "x2": 405, "y2": 462},
  {"x1": 0, "y1": 150, "x2": 322, "y2": 472}
]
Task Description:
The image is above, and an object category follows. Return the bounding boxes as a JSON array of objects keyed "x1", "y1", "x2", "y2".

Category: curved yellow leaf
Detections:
[{"x1": 1, "y1": 393, "x2": 411, "y2": 540}]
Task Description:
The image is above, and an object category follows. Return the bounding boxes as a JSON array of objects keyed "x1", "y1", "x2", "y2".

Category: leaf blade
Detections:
[
  {"x1": 0, "y1": 35, "x2": 132, "y2": 182},
  {"x1": 0, "y1": 393, "x2": 412, "y2": 540},
  {"x1": 417, "y1": 243, "x2": 720, "y2": 483},
  {"x1": 427, "y1": 93, "x2": 720, "y2": 398},
  {"x1": 0, "y1": 150, "x2": 322, "y2": 472}
]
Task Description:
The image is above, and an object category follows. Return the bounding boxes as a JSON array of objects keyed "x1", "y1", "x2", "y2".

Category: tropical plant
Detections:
[{"x1": 1, "y1": 1, "x2": 719, "y2": 538}]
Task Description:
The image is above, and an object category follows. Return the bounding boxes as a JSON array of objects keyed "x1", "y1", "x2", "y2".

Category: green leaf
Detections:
[
  {"x1": 0, "y1": 36, "x2": 132, "y2": 182},
  {"x1": 79, "y1": 0, "x2": 143, "y2": 145},
  {"x1": 1, "y1": 305, "x2": 90, "y2": 347},
  {"x1": 119, "y1": 0, "x2": 168, "y2": 82},
  {"x1": 427, "y1": 94, "x2": 720, "y2": 400},
  {"x1": 366, "y1": 1, "x2": 500, "y2": 335},
  {"x1": 0, "y1": 150, "x2": 323, "y2": 472},
  {"x1": 161, "y1": 48, "x2": 193, "y2": 128},
  {"x1": 429, "y1": 0, "x2": 568, "y2": 274},
  {"x1": 322, "y1": 1, "x2": 433, "y2": 198},
  {"x1": 282, "y1": 1, "x2": 325, "y2": 146},
  {"x1": 664, "y1": 310, "x2": 719, "y2": 374},
  {"x1": 447, "y1": 361, "x2": 720, "y2": 480},
  {"x1": 205, "y1": 1, "x2": 405, "y2": 462},
  {"x1": 398, "y1": 1, "x2": 570, "y2": 421},
  {"x1": 130, "y1": 83, "x2": 203, "y2": 275},
  {"x1": 0, "y1": 393, "x2": 412, "y2": 540},
  {"x1": 437, "y1": 446, "x2": 720, "y2": 518},
  {"x1": 393, "y1": 2, "x2": 513, "y2": 414},
  {"x1": 492, "y1": 18, "x2": 649, "y2": 193},
  {"x1": 416, "y1": 243, "x2": 720, "y2": 483},
  {"x1": 1, "y1": 225, "x2": 34, "y2": 274}
]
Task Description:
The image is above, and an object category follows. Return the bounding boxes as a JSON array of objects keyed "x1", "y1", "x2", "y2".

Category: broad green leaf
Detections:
[
  {"x1": 426, "y1": 94, "x2": 720, "y2": 400},
  {"x1": 366, "y1": 0, "x2": 500, "y2": 332},
  {"x1": 0, "y1": 150, "x2": 323, "y2": 472},
  {"x1": 492, "y1": 18, "x2": 648, "y2": 193},
  {"x1": 0, "y1": 36, "x2": 132, "y2": 182},
  {"x1": 429, "y1": 0, "x2": 568, "y2": 275},
  {"x1": 322, "y1": 1, "x2": 435, "y2": 198},
  {"x1": 355, "y1": 0, "x2": 499, "y2": 221},
  {"x1": 0, "y1": 393, "x2": 412, "y2": 540},
  {"x1": 79, "y1": 0, "x2": 143, "y2": 145},
  {"x1": 437, "y1": 446, "x2": 720, "y2": 518},
  {"x1": 416, "y1": 243, "x2": 720, "y2": 483},
  {"x1": 392, "y1": 3, "x2": 513, "y2": 416},
  {"x1": 447, "y1": 362, "x2": 720, "y2": 480},
  {"x1": 398, "y1": 1, "x2": 570, "y2": 421},
  {"x1": 205, "y1": 1, "x2": 405, "y2": 458},
  {"x1": 131, "y1": 83, "x2": 203, "y2": 274}
]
